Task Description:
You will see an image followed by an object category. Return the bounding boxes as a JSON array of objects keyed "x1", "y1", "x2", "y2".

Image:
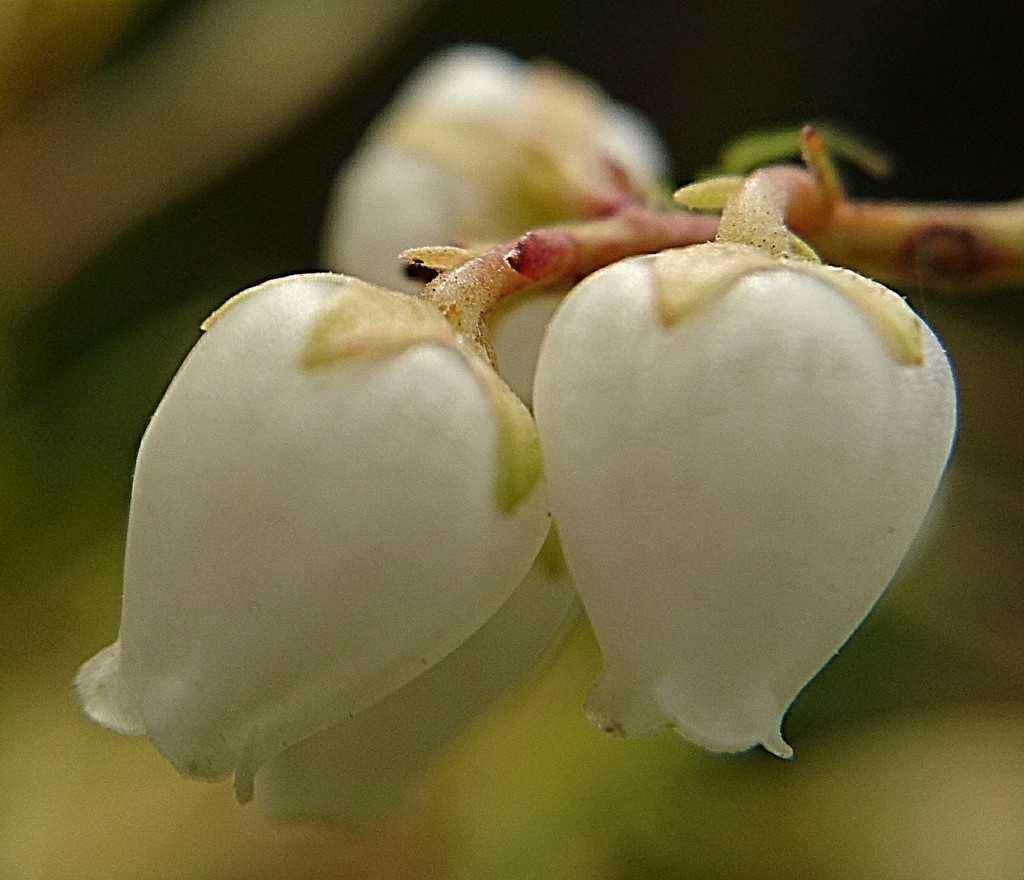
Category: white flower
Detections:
[
  {"x1": 75, "y1": 272, "x2": 558, "y2": 805},
  {"x1": 322, "y1": 45, "x2": 669, "y2": 296},
  {"x1": 252, "y1": 543, "x2": 574, "y2": 825},
  {"x1": 322, "y1": 44, "x2": 670, "y2": 407},
  {"x1": 532, "y1": 242, "x2": 957, "y2": 756}
]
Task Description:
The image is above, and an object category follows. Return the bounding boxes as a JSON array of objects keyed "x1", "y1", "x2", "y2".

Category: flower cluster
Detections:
[{"x1": 76, "y1": 46, "x2": 957, "y2": 825}]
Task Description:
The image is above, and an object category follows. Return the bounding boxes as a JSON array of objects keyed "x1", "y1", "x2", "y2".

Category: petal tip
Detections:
[
  {"x1": 655, "y1": 675, "x2": 795, "y2": 758},
  {"x1": 584, "y1": 670, "x2": 673, "y2": 737},
  {"x1": 74, "y1": 642, "x2": 145, "y2": 736},
  {"x1": 762, "y1": 729, "x2": 794, "y2": 760}
]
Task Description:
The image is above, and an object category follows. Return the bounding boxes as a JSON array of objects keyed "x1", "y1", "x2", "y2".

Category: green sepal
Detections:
[
  {"x1": 794, "y1": 261, "x2": 925, "y2": 366},
  {"x1": 301, "y1": 276, "x2": 457, "y2": 367},
  {"x1": 463, "y1": 353, "x2": 543, "y2": 515},
  {"x1": 536, "y1": 521, "x2": 568, "y2": 578},
  {"x1": 299, "y1": 274, "x2": 543, "y2": 513},
  {"x1": 653, "y1": 242, "x2": 776, "y2": 325},
  {"x1": 673, "y1": 176, "x2": 744, "y2": 212}
]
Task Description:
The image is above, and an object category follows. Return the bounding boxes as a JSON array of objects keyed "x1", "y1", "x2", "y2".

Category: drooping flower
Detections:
[
  {"x1": 252, "y1": 538, "x2": 574, "y2": 825},
  {"x1": 74, "y1": 272, "x2": 564, "y2": 808},
  {"x1": 532, "y1": 235, "x2": 957, "y2": 757}
]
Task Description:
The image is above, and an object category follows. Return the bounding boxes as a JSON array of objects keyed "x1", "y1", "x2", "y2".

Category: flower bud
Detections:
[
  {"x1": 532, "y1": 243, "x2": 956, "y2": 757},
  {"x1": 321, "y1": 44, "x2": 670, "y2": 294},
  {"x1": 75, "y1": 272, "x2": 551, "y2": 802}
]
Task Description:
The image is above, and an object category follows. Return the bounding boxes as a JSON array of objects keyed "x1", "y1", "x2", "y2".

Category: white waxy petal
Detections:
[
  {"x1": 75, "y1": 273, "x2": 550, "y2": 796},
  {"x1": 487, "y1": 285, "x2": 568, "y2": 407},
  {"x1": 252, "y1": 538, "x2": 578, "y2": 826},
  {"x1": 533, "y1": 251, "x2": 956, "y2": 757}
]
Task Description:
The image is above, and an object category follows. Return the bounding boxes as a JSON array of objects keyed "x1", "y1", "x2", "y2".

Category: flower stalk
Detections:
[
  {"x1": 408, "y1": 205, "x2": 719, "y2": 365},
  {"x1": 410, "y1": 125, "x2": 1022, "y2": 343}
]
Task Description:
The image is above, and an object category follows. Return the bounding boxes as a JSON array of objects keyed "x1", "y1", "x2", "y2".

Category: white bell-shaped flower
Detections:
[
  {"x1": 252, "y1": 540, "x2": 575, "y2": 825},
  {"x1": 321, "y1": 44, "x2": 670, "y2": 295},
  {"x1": 75, "y1": 272, "x2": 551, "y2": 802},
  {"x1": 533, "y1": 243, "x2": 957, "y2": 757}
]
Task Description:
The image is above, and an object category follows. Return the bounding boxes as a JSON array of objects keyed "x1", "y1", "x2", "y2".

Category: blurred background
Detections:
[{"x1": 1, "y1": 1, "x2": 1022, "y2": 878}]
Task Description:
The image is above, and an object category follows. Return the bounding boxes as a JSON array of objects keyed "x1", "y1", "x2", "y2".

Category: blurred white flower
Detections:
[
  {"x1": 252, "y1": 542, "x2": 575, "y2": 825},
  {"x1": 322, "y1": 44, "x2": 669, "y2": 294},
  {"x1": 322, "y1": 45, "x2": 671, "y2": 406},
  {"x1": 533, "y1": 242, "x2": 956, "y2": 756}
]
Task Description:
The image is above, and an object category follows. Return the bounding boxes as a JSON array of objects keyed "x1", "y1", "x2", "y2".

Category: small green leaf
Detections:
[{"x1": 713, "y1": 123, "x2": 891, "y2": 179}]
